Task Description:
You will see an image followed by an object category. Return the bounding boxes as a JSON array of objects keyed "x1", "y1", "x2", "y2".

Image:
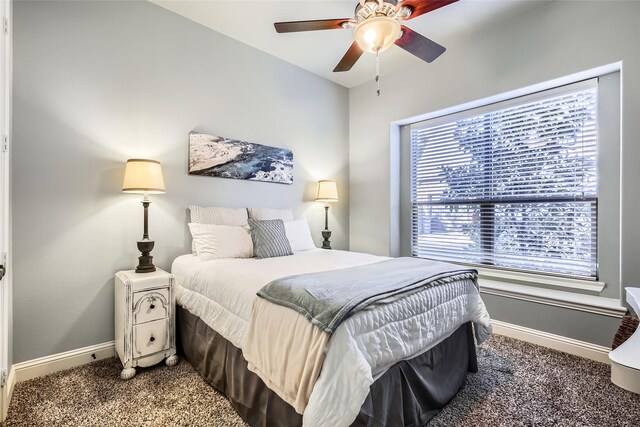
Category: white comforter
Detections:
[{"x1": 172, "y1": 249, "x2": 492, "y2": 427}]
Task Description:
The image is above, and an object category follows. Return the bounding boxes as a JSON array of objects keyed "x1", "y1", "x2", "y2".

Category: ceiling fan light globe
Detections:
[{"x1": 354, "y1": 16, "x2": 401, "y2": 53}]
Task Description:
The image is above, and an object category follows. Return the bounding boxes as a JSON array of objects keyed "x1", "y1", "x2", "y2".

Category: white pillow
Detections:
[
  {"x1": 189, "y1": 206, "x2": 248, "y2": 226},
  {"x1": 248, "y1": 207, "x2": 294, "y2": 221},
  {"x1": 284, "y1": 219, "x2": 316, "y2": 252},
  {"x1": 189, "y1": 206, "x2": 249, "y2": 254},
  {"x1": 188, "y1": 223, "x2": 253, "y2": 260}
]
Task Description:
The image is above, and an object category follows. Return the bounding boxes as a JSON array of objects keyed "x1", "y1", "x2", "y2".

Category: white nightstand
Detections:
[{"x1": 115, "y1": 268, "x2": 178, "y2": 380}]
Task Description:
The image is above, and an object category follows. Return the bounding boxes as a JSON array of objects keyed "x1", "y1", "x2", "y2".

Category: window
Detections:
[{"x1": 410, "y1": 80, "x2": 598, "y2": 279}]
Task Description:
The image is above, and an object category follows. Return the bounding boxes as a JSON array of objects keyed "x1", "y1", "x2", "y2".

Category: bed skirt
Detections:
[{"x1": 177, "y1": 305, "x2": 477, "y2": 427}]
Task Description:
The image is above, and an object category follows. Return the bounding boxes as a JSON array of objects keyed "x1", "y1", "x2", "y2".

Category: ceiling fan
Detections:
[{"x1": 274, "y1": 0, "x2": 457, "y2": 93}]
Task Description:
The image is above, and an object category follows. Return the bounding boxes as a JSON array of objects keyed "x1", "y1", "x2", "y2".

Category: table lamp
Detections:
[
  {"x1": 315, "y1": 180, "x2": 338, "y2": 250},
  {"x1": 122, "y1": 159, "x2": 165, "y2": 273}
]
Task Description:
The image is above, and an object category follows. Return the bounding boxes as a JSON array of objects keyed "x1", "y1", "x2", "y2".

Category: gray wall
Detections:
[
  {"x1": 349, "y1": 1, "x2": 640, "y2": 345},
  {"x1": 13, "y1": 1, "x2": 349, "y2": 363}
]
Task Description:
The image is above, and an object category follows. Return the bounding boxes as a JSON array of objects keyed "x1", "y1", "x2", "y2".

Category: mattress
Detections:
[
  {"x1": 172, "y1": 249, "x2": 492, "y2": 427},
  {"x1": 171, "y1": 249, "x2": 389, "y2": 350}
]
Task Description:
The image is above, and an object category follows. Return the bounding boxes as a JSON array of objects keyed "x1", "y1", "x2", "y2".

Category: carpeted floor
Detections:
[{"x1": 3, "y1": 335, "x2": 639, "y2": 426}]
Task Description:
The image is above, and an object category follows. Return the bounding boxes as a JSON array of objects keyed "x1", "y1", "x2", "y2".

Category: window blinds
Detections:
[{"x1": 410, "y1": 80, "x2": 598, "y2": 279}]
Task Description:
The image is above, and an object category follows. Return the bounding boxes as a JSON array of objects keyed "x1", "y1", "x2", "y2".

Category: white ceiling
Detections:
[{"x1": 150, "y1": 0, "x2": 553, "y2": 88}]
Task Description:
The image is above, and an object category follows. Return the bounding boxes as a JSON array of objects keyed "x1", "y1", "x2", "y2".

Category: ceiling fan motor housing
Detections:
[{"x1": 355, "y1": 0, "x2": 412, "y2": 21}]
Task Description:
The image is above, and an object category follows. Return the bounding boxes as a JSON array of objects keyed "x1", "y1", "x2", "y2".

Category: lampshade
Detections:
[
  {"x1": 315, "y1": 180, "x2": 338, "y2": 203},
  {"x1": 122, "y1": 159, "x2": 165, "y2": 194},
  {"x1": 354, "y1": 16, "x2": 401, "y2": 54}
]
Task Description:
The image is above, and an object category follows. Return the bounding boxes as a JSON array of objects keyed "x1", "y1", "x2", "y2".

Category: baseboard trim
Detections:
[
  {"x1": 1, "y1": 365, "x2": 15, "y2": 422},
  {"x1": 14, "y1": 341, "x2": 115, "y2": 383},
  {"x1": 6, "y1": 321, "x2": 611, "y2": 387},
  {"x1": 492, "y1": 319, "x2": 611, "y2": 364}
]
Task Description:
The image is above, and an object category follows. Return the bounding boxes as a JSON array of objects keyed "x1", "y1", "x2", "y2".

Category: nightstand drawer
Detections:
[
  {"x1": 133, "y1": 318, "x2": 169, "y2": 358},
  {"x1": 133, "y1": 289, "x2": 169, "y2": 324}
]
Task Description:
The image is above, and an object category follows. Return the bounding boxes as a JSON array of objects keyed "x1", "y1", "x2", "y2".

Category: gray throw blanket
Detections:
[{"x1": 257, "y1": 257, "x2": 477, "y2": 334}]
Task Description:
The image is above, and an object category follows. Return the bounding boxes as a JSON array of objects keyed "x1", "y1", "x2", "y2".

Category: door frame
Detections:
[{"x1": 0, "y1": 0, "x2": 12, "y2": 421}]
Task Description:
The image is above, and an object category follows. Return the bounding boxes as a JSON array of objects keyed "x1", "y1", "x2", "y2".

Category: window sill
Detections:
[
  {"x1": 475, "y1": 266, "x2": 606, "y2": 294},
  {"x1": 479, "y1": 279, "x2": 627, "y2": 318}
]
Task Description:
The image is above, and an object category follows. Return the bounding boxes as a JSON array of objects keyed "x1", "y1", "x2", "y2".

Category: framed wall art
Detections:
[{"x1": 189, "y1": 132, "x2": 293, "y2": 185}]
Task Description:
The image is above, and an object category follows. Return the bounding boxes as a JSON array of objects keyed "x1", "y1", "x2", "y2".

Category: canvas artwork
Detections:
[{"x1": 188, "y1": 132, "x2": 293, "y2": 184}]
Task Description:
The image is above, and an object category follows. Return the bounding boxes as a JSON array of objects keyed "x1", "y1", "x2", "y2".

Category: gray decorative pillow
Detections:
[{"x1": 249, "y1": 219, "x2": 293, "y2": 259}]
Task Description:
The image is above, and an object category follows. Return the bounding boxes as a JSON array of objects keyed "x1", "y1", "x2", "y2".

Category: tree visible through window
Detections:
[{"x1": 410, "y1": 82, "x2": 598, "y2": 279}]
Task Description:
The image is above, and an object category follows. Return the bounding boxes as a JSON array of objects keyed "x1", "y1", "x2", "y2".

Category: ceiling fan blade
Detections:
[
  {"x1": 334, "y1": 42, "x2": 364, "y2": 72},
  {"x1": 395, "y1": 26, "x2": 446, "y2": 63},
  {"x1": 274, "y1": 19, "x2": 351, "y2": 33},
  {"x1": 396, "y1": 0, "x2": 458, "y2": 20}
]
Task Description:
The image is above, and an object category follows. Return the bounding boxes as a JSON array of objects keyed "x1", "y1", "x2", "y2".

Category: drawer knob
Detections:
[
  {"x1": 150, "y1": 335, "x2": 155, "y2": 342},
  {"x1": 150, "y1": 304, "x2": 155, "y2": 310}
]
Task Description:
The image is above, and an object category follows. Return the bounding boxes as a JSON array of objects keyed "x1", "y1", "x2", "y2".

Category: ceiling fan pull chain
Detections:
[{"x1": 375, "y1": 49, "x2": 381, "y2": 96}]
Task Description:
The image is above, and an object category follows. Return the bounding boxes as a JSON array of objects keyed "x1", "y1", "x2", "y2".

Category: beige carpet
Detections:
[{"x1": 3, "y1": 335, "x2": 640, "y2": 426}]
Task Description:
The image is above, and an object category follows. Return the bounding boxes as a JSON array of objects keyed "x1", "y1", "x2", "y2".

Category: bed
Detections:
[{"x1": 172, "y1": 248, "x2": 492, "y2": 427}]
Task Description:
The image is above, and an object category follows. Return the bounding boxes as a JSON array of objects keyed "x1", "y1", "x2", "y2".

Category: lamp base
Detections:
[
  {"x1": 136, "y1": 239, "x2": 156, "y2": 273},
  {"x1": 321, "y1": 230, "x2": 332, "y2": 250}
]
